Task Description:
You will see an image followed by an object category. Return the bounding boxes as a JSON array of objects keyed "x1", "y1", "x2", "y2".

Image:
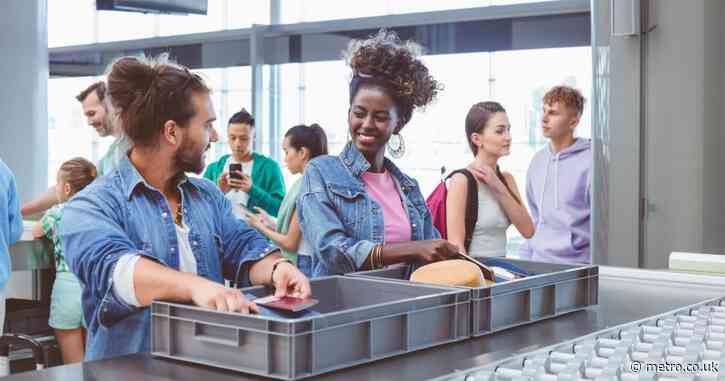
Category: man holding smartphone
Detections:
[{"x1": 203, "y1": 109, "x2": 286, "y2": 217}]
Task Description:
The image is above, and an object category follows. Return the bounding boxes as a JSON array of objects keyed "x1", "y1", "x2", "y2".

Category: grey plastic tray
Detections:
[
  {"x1": 349, "y1": 257, "x2": 599, "y2": 337},
  {"x1": 150, "y1": 275, "x2": 471, "y2": 380}
]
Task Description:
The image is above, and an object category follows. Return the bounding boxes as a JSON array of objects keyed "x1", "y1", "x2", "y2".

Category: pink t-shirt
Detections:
[{"x1": 361, "y1": 171, "x2": 412, "y2": 243}]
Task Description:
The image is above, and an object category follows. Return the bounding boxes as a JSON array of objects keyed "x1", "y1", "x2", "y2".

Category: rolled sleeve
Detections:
[
  {"x1": 59, "y1": 192, "x2": 146, "y2": 328},
  {"x1": 112, "y1": 254, "x2": 142, "y2": 307}
]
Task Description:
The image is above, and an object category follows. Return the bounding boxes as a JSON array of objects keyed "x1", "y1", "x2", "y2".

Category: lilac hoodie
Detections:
[{"x1": 519, "y1": 138, "x2": 591, "y2": 264}]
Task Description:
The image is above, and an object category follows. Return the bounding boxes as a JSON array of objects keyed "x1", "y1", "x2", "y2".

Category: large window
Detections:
[
  {"x1": 47, "y1": 67, "x2": 251, "y2": 185},
  {"x1": 279, "y1": 0, "x2": 557, "y2": 23},
  {"x1": 49, "y1": 0, "x2": 270, "y2": 47},
  {"x1": 48, "y1": 0, "x2": 591, "y2": 257}
]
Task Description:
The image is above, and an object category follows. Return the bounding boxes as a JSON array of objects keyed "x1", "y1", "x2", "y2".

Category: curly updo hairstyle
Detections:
[
  {"x1": 107, "y1": 54, "x2": 210, "y2": 148},
  {"x1": 343, "y1": 29, "x2": 442, "y2": 130}
]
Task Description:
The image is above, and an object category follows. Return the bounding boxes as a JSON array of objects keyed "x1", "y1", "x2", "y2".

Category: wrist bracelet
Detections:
[{"x1": 270, "y1": 258, "x2": 293, "y2": 284}]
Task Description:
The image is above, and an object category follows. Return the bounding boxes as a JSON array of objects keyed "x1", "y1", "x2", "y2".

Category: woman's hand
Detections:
[
  {"x1": 412, "y1": 239, "x2": 461, "y2": 263},
  {"x1": 246, "y1": 210, "x2": 263, "y2": 230},
  {"x1": 253, "y1": 207, "x2": 276, "y2": 229},
  {"x1": 469, "y1": 164, "x2": 508, "y2": 196}
]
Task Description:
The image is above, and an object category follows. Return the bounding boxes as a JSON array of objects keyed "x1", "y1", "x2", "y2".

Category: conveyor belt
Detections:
[{"x1": 433, "y1": 298, "x2": 725, "y2": 380}]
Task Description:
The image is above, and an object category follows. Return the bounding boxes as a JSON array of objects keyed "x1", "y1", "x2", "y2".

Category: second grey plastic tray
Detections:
[
  {"x1": 151, "y1": 275, "x2": 470, "y2": 380},
  {"x1": 350, "y1": 257, "x2": 599, "y2": 337}
]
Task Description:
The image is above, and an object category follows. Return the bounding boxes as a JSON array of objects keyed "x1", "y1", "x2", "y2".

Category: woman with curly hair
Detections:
[{"x1": 297, "y1": 30, "x2": 460, "y2": 276}]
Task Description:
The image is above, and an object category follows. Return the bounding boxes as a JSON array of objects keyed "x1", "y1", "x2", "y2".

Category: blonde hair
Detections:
[{"x1": 59, "y1": 157, "x2": 97, "y2": 196}]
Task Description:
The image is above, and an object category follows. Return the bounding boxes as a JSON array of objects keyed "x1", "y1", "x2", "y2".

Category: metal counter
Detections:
[
  {"x1": 10, "y1": 231, "x2": 52, "y2": 272},
  {"x1": 4, "y1": 266, "x2": 725, "y2": 381},
  {"x1": 9, "y1": 229, "x2": 53, "y2": 302}
]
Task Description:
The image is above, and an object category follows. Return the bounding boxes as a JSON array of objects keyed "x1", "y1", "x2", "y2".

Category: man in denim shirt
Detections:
[{"x1": 60, "y1": 56, "x2": 310, "y2": 361}]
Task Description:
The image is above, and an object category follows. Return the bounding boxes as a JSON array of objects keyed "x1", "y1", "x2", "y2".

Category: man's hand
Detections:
[
  {"x1": 272, "y1": 262, "x2": 312, "y2": 299},
  {"x1": 239, "y1": 174, "x2": 253, "y2": 193},
  {"x1": 188, "y1": 276, "x2": 259, "y2": 314},
  {"x1": 219, "y1": 171, "x2": 245, "y2": 193}
]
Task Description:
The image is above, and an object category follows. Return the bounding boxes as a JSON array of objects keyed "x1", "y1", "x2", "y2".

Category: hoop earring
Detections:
[{"x1": 387, "y1": 133, "x2": 406, "y2": 159}]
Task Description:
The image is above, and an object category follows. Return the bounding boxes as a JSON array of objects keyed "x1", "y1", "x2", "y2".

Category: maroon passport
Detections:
[{"x1": 254, "y1": 295, "x2": 319, "y2": 312}]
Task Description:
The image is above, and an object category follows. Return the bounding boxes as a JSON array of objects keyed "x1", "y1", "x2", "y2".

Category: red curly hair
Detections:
[{"x1": 543, "y1": 86, "x2": 585, "y2": 117}]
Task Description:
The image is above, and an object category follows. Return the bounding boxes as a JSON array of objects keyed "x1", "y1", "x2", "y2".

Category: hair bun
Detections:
[{"x1": 343, "y1": 29, "x2": 442, "y2": 113}]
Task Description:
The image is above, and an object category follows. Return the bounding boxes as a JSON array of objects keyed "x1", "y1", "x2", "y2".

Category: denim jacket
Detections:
[
  {"x1": 59, "y1": 156, "x2": 278, "y2": 361},
  {"x1": 297, "y1": 142, "x2": 439, "y2": 276}
]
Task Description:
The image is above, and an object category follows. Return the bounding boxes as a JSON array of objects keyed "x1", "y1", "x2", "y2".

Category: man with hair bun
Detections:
[
  {"x1": 59, "y1": 55, "x2": 310, "y2": 361},
  {"x1": 519, "y1": 85, "x2": 591, "y2": 264}
]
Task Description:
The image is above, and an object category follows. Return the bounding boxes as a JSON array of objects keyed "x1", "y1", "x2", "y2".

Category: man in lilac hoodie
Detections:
[{"x1": 520, "y1": 86, "x2": 591, "y2": 264}]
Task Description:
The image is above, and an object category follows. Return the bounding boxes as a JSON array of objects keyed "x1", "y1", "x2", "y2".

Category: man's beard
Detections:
[
  {"x1": 174, "y1": 138, "x2": 209, "y2": 174},
  {"x1": 97, "y1": 113, "x2": 115, "y2": 137}
]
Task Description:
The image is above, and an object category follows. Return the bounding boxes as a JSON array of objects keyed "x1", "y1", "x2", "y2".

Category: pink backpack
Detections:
[{"x1": 426, "y1": 169, "x2": 478, "y2": 251}]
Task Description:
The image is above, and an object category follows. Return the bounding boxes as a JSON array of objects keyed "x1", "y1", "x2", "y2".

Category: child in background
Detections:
[{"x1": 33, "y1": 157, "x2": 97, "y2": 364}]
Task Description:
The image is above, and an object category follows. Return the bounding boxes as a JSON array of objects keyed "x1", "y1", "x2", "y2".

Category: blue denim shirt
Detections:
[
  {"x1": 297, "y1": 142, "x2": 439, "y2": 276},
  {"x1": 59, "y1": 156, "x2": 278, "y2": 361}
]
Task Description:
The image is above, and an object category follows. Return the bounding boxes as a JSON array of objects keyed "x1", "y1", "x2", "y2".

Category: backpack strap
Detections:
[{"x1": 446, "y1": 169, "x2": 478, "y2": 252}]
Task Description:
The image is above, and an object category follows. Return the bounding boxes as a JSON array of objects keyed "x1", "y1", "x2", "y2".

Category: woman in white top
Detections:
[{"x1": 446, "y1": 102, "x2": 534, "y2": 257}]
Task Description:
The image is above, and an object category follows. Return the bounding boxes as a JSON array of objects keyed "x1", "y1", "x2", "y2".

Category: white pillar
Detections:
[{"x1": 0, "y1": 0, "x2": 48, "y2": 202}]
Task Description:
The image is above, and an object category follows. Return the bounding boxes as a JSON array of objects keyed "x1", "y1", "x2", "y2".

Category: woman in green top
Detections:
[
  {"x1": 247, "y1": 124, "x2": 328, "y2": 277},
  {"x1": 32, "y1": 157, "x2": 97, "y2": 364}
]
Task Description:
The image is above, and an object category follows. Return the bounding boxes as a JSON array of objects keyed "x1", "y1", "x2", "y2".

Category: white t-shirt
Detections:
[
  {"x1": 112, "y1": 221, "x2": 197, "y2": 307},
  {"x1": 224, "y1": 158, "x2": 254, "y2": 217}
]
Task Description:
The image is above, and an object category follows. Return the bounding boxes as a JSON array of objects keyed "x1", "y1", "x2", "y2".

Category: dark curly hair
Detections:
[{"x1": 344, "y1": 29, "x2": 442, "y2": 129}]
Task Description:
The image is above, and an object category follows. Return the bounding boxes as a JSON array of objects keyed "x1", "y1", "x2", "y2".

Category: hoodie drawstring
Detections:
[
  {"x1": 538, "y1": 159, "x2": 551, "y2": 225},
  {"x1": 554, "y1": 153, "x2": 560, "y2": 210}
]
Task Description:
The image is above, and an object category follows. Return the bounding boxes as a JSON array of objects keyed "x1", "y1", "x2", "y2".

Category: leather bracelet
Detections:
[{"x1": 270, "y1": 258, "x2": 293, "y2": 284}]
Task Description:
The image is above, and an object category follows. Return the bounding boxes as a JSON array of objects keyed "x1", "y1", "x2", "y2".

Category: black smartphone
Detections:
[{"x1": 229, "y1": 163, "x2": 242, "y2": 180}]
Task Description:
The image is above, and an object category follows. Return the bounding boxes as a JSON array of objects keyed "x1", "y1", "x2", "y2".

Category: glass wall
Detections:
[
  {"x1": 48, "y1": 0, "x2": 591, "y2": 256},
  {"x1": 47, "y1": 67, "x2": 251, "y2": 185},
  {"x1": 48, "y1": 0, "x2": 270, "y2": 47},
  {"x1": 279, "y1": 0, "x2": 556, "y2": 23}
]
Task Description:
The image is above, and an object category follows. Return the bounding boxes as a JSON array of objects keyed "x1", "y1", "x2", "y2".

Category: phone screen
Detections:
[{"x1": 229, "y1": 163, "x2": 242, "y2": 180}]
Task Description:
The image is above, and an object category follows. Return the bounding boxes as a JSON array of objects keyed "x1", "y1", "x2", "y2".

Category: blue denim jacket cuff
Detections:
[
  {"x1": 352, "y1": 240, "x2": 376, "y2": 271},
  {"x1": 98, "y1": 277, "x2": 141, "y2": 328},
  {"x1": 234, "y1": 243, "x2": 280, "y2": 287},
  {"x1": 97, "y1": 253, "x2": 165, "y2": 328}
]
